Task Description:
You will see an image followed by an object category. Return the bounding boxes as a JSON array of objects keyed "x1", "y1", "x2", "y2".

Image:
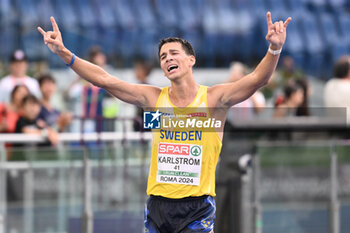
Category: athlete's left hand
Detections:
[{"x1": 265, "y1": 12, "x2": 292, "y2": 50}]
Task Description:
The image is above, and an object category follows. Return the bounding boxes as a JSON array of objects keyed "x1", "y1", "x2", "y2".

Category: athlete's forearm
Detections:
[
  {"x1": 250, "y1": 44, "x2": 280, "y2": 88},
  {"x1": 57, "y1": 48, "x2": 112, "y2": 88},
  {"x1": 56, "y1": 47, "x2": 160, "y2": 107},
  {"x1": 210, "y1": 44, "x2": 281, "y2": 107}
]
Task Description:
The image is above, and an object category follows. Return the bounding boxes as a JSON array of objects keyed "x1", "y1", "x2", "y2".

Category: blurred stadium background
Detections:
[
  {"x1": 0, "y1": 0, "x2": 349, "y2": 76},
  {"x1": 1, "y1": 0, "x2": 350, "y2": 233}
]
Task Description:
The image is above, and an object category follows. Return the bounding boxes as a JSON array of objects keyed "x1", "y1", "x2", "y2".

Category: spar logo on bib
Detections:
[
  {"x1": 159, "y1": 143, "x2": 190, "y2": 156},
  {"x1": 190, "y1": 146, "x2": 201, "y2": 156}
]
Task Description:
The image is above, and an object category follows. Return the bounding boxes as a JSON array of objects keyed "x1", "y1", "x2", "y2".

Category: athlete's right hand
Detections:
[{"x1": 37, "y1": 17, "x2": 65, "y2": 54}]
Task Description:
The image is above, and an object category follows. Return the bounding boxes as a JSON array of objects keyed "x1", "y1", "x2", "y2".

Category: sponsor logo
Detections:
[
  {"x1": 158, "y1": 143, "x2": 190, "y2": 156},
  {"x1": 190, "y1": 146, "x2": 201, "y2": 156}
]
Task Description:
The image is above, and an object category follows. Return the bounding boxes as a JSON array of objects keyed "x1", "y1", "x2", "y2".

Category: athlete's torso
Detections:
[{"x1": 146, "y1": 85, "x2": 222, "y2": 198}]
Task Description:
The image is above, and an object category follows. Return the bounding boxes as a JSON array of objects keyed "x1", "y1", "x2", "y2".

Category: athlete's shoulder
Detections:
[
  {"x1": 144, "y1": 85, "x2": 163, "y2": 108},
  {"x1": 150, "y1": 85, "x2": 163, "y2": 94}
]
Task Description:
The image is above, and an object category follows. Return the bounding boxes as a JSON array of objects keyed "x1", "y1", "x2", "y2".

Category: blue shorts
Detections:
[{"x1": 144, "y1": 195, "x2": 216, "y2": 233}]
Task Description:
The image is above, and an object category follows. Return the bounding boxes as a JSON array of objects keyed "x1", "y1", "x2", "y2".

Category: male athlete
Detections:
[{"x1": 38, "y1": 12, "x2": 291, "y2": 233}]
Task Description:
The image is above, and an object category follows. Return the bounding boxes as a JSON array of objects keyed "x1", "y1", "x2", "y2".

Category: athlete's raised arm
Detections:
[
  {"x1": 38, "y1": 17, "x2": 160, "y2": 107},
  {"x1": 208, "y1": 12, "x2": 292, "y2": 108}
]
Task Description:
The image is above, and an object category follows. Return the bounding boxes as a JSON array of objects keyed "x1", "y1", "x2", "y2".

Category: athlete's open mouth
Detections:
[{"x1": 167, "y1": 65, "x2": 178, "y2": 72}]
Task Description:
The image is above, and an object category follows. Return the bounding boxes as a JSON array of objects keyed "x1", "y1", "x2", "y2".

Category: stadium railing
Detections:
[
  {"x1": 0, "y1": 131, "x2": 152, "y2": 233},
  {"x1": 222, "y1": 116, "x2": 349, "y2": 233}
]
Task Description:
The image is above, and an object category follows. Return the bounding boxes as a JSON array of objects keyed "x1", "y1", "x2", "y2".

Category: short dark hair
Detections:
[
  {"x1": 158, "y1": 37, "x2": 195, "y2": 58},
  {"x1": 38, "y1": 73, "x2": 56, "y2": 87},
  {"x1": 21, "y1": 94, "x2": 40, "y2": 107},
  {"x1": 333, "y1": 57, "x2": 350, "y2": 79}
]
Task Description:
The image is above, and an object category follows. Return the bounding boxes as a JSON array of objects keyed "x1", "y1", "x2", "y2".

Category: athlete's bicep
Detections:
[
  {"x1": 104, "y1": 76, "x2": 161, "y2": 107},
  {"x1": 209, "y1": 73, "x2": 262, "y2": 108}
]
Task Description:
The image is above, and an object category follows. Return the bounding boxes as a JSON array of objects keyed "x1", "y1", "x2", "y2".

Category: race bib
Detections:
[{"x1": 157, "y1": 142, "x2": 202, "y2": 186}]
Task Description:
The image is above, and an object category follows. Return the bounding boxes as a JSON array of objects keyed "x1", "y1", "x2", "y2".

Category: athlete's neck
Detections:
[{"x1": 169, "y1": 77, "x2": 199, "y2": 108}]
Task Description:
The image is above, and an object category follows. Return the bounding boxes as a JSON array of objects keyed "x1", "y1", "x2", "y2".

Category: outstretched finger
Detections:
[
  {"x1": 284, "y1": 17, "x2": 292, "y2": 28},
  {"x1": 266, "y1": 11, "x2": 273, "y2": 29},
  {"x1": 37, "y1": 27, "x2": 46, "y2": 36},
  {"x1": 50, "y1": 16, "x2": 59, "y2": 32}
]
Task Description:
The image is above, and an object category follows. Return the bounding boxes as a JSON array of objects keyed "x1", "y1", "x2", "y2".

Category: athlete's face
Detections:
[{"x1": 159, "y1": 42, "x2": 195, "y2": 80}]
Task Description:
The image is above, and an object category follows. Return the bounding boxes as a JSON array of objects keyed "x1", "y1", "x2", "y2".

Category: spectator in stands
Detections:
[
  {"x1": 37, "y1": 74, "x2": 72, "y2": 132},
  {"x1": 274, "y1": 81, "x2": 304, "y2": 117},
  {"x1": 64, "y1": 46, "x2": 108, "y2": 132},
  {"x1": 87, "y1": 46, "x2": 108, "y2": 68},
  {"x1": 0, "y1": 50, "x2": 41, "y2": 103},
  {"x1": 15, "y1": 95, "x2": 58, "y2": 146},
  {"x1": 133, "y1": 59, "x2": 153, "y2": 131},
  {"x1": 279, "y1": 56, "x2": 304, "y2": 82},
  {"x1": 0, "y1": 85, "x2": 30, "y2": 133},
  {"x1": 262, "y1": 56, "x2": 304, "y2": 102},
  {"x1": 295, "y1": 79, "x2": 310, "y2": 116},
  {"x1": 227, "y1": 62, "x2": 265, "y2": 122},
  {"x1": 324, "y1": 56, "x2": 350, "y2": 123}
]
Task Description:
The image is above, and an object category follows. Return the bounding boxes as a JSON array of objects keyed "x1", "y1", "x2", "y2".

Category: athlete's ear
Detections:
[{"x1": 189, "y1": 55, "x2": 196, "y2": 67}]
